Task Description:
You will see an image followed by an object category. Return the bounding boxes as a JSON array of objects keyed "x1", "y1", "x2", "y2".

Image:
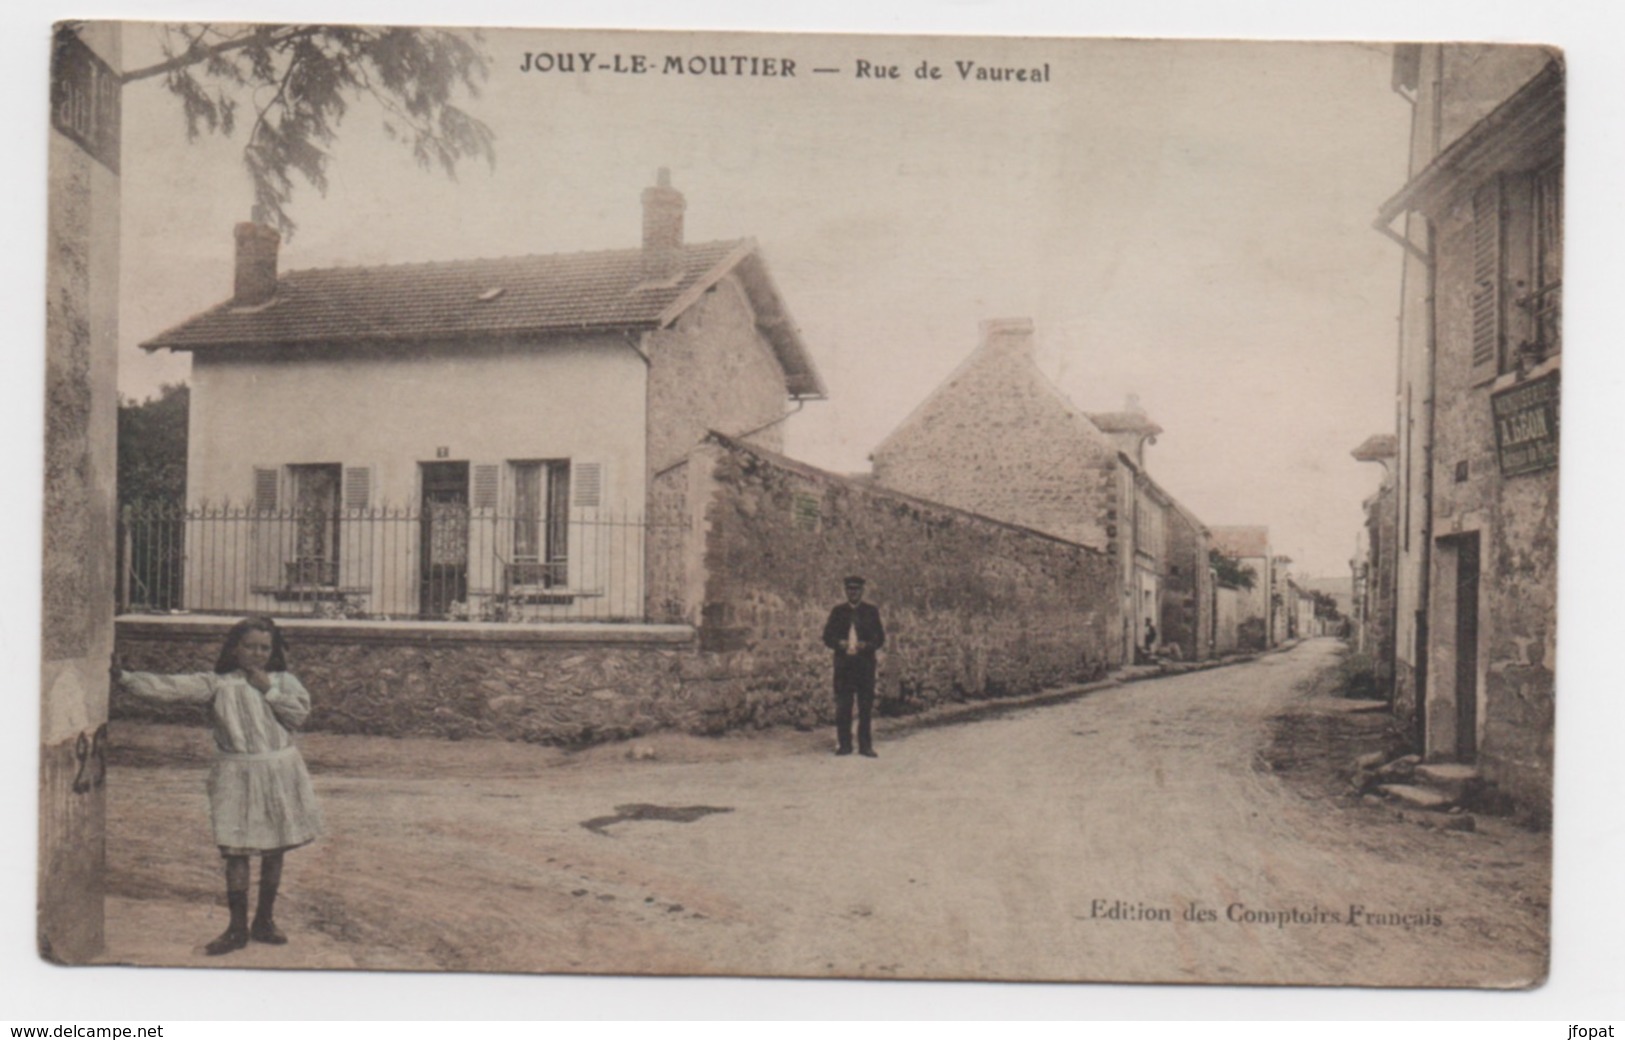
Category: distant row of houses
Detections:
[
  {"x1": 133, "y1": 167, "x2": 1307, "y2": 671},
  {"x1": 1351, "y1": 48, "x2": 1561, "y2": 816}
]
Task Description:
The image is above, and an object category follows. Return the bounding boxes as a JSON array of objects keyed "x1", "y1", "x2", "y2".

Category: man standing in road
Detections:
[{"x1": 821, "y1": 576, "x2": 885, "y2": 758}]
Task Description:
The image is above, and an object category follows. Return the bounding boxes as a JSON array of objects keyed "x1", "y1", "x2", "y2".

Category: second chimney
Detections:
[
  {"x1": 233, "y1": 221, "x2": 281, "y2": 307},
  {"x1": 980, "y1": 317, "x2": 1035, "y2": 360},
  {"x1": 640, "y1": 168, "x2": 686, "y2": 285}
]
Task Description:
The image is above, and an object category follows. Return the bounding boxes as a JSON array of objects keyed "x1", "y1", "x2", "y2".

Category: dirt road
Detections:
[{"x1": 103, "y1": 639, "x2": 1550, "y2": 986}]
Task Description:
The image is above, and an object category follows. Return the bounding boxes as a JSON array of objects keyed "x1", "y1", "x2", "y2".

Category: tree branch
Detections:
[{"x1": 120, "y1": 25, "x2": 304, "y2": 84}]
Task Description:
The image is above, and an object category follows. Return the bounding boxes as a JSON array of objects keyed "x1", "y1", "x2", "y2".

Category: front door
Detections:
[
  {"x1": 1452, "y1": 534, "x2": 1481, "y2": 762},
  {"x1": 420, "y1": 462, "x2": 469, "y2": 618}
]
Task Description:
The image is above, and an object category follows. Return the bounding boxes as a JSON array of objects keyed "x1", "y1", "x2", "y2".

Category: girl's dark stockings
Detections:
[
  {"x1": 252, "y1": 852, "x2": 288, "y2": 944},
  {"x1": 205, "y1": 852, "x2": 288, "y2": 954}
]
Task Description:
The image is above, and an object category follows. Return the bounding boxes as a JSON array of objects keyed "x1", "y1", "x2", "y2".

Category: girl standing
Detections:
[{"x1": 116, "y1": 616, "x2": 323, "y2": 956}]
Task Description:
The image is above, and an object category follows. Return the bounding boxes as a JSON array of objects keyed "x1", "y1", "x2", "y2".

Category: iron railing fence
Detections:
[{"x1": 119, "y1": 502, "x2": 671, "y2": 623}]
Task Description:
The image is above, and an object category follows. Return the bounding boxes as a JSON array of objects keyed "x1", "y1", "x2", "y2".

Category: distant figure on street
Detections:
[
  {"x1": 821, "y1": 575, "x2": 886, "y2": 757},
  {"x1": 1143, "y1": 618, "x2": 1158, "y2": 659}
]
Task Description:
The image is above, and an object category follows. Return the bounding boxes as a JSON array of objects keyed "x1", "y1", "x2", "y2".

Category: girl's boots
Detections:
[
  {"x1": 250, "y1": 879, "x2": 288, "y2": 944},
  {"x1": 205, "y1": 890, "x2": 250, "y2": 956}
]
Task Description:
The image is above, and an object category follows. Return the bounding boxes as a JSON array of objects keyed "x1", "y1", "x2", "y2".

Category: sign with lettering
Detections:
[
  {"x1": 1492, "y1": 371, "x2": 1559, "y2": 477},
  {"x1": 51, "y1": 27, "x2": 121, "y2": 174}
]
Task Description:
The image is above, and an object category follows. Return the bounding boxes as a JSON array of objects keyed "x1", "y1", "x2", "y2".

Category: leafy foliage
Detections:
[
  {"x1": 1209, "y1": 548, "x2": 1256, "y2": 590},
  {"x1": 1310, "y1": 590, "x2": 1342, "y2": 620},
  {"x1": 127, "y1": 24, "x2": 496, "y2": 236},
  {"x1": 117, "y1": 383, "x2": 189, "y2": 509}
]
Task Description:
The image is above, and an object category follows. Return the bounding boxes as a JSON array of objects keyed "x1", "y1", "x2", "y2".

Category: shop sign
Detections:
[{"x1": 1492, "y1": 370, "x2": 1559, "y2": 477}]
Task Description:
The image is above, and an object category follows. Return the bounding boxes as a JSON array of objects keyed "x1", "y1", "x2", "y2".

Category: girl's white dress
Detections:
[{"x1": 121, "y1": 670, "x2": 323, "y2": 854}]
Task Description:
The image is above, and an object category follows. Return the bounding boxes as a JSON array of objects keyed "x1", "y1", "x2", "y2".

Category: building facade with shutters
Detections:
[
  {"x1": 1377, "y1": 49, "x2": 1562, "y2": 814},
  {"x1": 141, "y1": 170, "x2": 825, "y2": 622}
]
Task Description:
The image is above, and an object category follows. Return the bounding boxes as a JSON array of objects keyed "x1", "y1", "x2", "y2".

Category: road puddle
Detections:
[{"x1": 580, "y1": 802, "x2": 734, "y2": 835}]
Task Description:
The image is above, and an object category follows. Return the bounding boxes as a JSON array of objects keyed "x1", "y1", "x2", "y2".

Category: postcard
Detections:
[{"x1": 41, "y1": 19, "x2": 1561, "y2": 989}]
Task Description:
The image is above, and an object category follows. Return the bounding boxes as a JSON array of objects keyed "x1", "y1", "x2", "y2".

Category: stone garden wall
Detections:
[{"x1": 116, "y1": 433, "x2": 1123, "y2": 745}]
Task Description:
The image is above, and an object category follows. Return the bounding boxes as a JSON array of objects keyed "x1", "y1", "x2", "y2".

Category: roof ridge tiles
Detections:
[{"x1": 278, "y1": 238, "x2": 747, "y2": 278}]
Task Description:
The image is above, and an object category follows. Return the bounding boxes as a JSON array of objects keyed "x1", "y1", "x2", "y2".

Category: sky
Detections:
[{"x1": 115, "y1": 28, "x2": 1410, "y2": 579}]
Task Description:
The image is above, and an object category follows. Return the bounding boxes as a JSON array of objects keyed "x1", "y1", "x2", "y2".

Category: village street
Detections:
[{"x1": 101, "y1": 639, "x2": 1549, "y2": 987}]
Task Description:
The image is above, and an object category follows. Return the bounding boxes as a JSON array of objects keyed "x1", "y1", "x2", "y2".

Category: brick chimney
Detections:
[
  {"x1": 979, "y1": 317, "x2": 1035, "y2": 360},
  {"x1": 640, "y1": 167, "x2": 686, "y2": 285},
  {"x1": 233, "y1": 221, "x2": 281, "y2": 306}
]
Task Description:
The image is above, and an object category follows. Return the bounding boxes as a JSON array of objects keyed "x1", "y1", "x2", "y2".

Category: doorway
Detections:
[
  {"x1": 1451, "y1": 533, "x2": 1481, "y2": 762},
  {"x1": 1435, "y1": 532, "x2": 1481, "y2": 763},
  {"x1": 420, "y1": 461, "x2": 469, "y2": 618}
]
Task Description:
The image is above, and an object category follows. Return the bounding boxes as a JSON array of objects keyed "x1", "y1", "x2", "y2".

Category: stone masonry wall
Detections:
[
  {"x1": 645, "y1": 459, "x2": 692, "y2": 623},
  {"x1": 692, "y1": 435, "x2": 1121, "y2": 728},
  {"x1": 646, "y1": 273, "x2": 788, "y2": 476},
  {"x1": 1426, "y1": 188, "x2": 1558, "y2": 815},
  {"x1": 1162, "y1": 507, "x2": 1210, "y2": 661},
  {"x1": 117, "y1": 434, "x2": 1123, "y2": 747},
  {"x1": 1366, "y1": 482, "x2": 1399, "y2": 698},
  {"x1": 113, "y1": 620, "x2": 717, "y2": 744},
  {"x1": 41, "y1": 23, "x2": 122, "y2": 964},
  {"x1": 870, "y1": 325, "x2": 1122, "y2": 550}
]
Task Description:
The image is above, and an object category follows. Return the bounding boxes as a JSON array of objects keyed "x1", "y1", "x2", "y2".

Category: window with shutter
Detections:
[
  {"x1": 1470, "y1": 180, "x2": 1503, "y2": 370},
  {"x1": 250, "y1": 467, "x2": 285, "y2": 589},
  {"x1": 547, "y1": 463, "x2": 571, "y2": 586},
  {"x1": 1533, "y1": 162, "x2": 1562, "y2": 356},
  {"x1": 573, "y1": 462, "x2": 602, "y2": 509},
  {"x1": 509, "y1": 460, "x2": 570, "y2": 587},
  {"x1": 472, "y1": 464, "x2": 500, "y2": 510},
  {"x1": 343, "y1": 466, "x2": 372, "y2": 511},
  {"x1": 253, "y1": 467, "x2": 280, "y2": 512}
]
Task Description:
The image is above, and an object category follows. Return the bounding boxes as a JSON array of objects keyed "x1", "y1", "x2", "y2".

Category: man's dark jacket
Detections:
[{"x1": 822, "y1": 602, "x2": 886, "y2": 679}]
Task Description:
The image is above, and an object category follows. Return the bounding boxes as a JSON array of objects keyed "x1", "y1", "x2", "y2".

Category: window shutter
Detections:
[
  {"x1": 253, "y1": 467, "x2": 280, "y2": 512},
  {"x1": 250, "y1": 468, "x2": 285, "y2": 587},
  {"x1": 472, "y1": 464, "x2": 500, "y2": 510},
  {"x1": 573, "y1": 462, "x2": 603, "y2": 509},
  {"x1": 1470, "y1": 179, "x2": 1503, "y2": 370},
  {"x1": 343, "y1": 466, "x2": 373, "y2": 511},
  {"x1": 1535, "y1": 163, "x2": 1563, "y2": 354}
]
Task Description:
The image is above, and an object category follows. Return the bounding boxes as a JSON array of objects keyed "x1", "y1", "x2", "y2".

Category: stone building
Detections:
[
  {"x1": 139, "y1": 170, "x2": 825, "y2": 622},
  {"x1": 1162, "y1": 502, "x2": 1217, "y2": 662},
  {"x1": 870, "y1": 318, "x2": 1212, "y2": 663},
  {"x1": 1350, "y1": 432, "x2": 1399, "y2": 696},
  {"x1": 1209, "y1": 526, "x2": 1275, "y2": 651},
  {"x1": 41, "y1": 22, "x2": 122, "y2": 965},
  {"x1": 1375, "y1": 48, "x2": 1561, "y2": 815}
]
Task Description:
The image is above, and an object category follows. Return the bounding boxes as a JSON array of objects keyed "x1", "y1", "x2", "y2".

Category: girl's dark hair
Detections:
[{"x1": 213, "y1": 615, "x2": 289, "y2": 674}]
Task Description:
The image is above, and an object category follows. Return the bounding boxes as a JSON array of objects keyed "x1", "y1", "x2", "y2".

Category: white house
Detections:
[
  {"x1": 1208, "y1": 525, "x2": 1275, "y2": 651},
  {"x1": 141, "y1": 170, "x2": 825, "y2": 621}
]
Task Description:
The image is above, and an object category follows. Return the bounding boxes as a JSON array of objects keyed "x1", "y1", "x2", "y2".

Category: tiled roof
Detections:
[
  {"x1": 1209, "y1": 525, "x2": 1271, "y2": 559},
  {"x1": 142, "y1": 237, "x2": 828, "y2": 399},
  {"x1": 143, "y1": 240, "x2": 747, "y2": 350}
]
